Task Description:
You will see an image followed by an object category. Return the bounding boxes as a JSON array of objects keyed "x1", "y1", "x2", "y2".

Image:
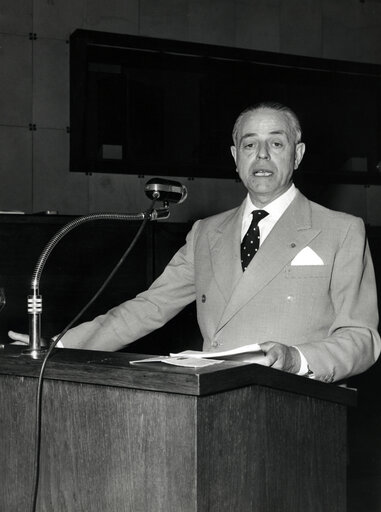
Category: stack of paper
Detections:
[{"x1": 130, "y1": 344, "x2": 265, "y2": 368}]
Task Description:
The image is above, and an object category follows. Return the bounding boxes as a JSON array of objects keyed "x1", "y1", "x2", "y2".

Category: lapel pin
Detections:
[{"x1": 290, "y1": 243, "x2": 296, "y2": 248}]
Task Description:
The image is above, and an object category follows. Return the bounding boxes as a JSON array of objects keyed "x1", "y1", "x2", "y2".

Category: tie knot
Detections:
[{"x1": 251, "y1": 209, "x2": 268, "y2": 226}]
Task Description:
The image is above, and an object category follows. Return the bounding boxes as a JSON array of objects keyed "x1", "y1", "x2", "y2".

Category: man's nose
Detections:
[{"x1": 256, "y1": 142, "x2": 270, "y2": 159}]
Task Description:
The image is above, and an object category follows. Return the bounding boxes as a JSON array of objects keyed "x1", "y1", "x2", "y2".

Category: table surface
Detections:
[{"x1": 0, "y1": 344, "x2": 357, "y2": 404}]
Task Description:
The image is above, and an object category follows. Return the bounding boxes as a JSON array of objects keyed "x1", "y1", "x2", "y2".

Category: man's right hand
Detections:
[
  {"x1": 8, "y1": 331, "x2": 30, "y2": 345},
  {"x1": 9, "y1": 331, "x2": 59, "y2": 348}
]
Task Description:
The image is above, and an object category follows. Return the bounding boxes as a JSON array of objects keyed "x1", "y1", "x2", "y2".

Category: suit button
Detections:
[
  {"x1": 201, "y1": 294, "x2": 206, "y2": 303},
  {"x1": 286, "y1": 295, "x2": 294, "y2": 302},
  {"x1": 211, "y1": 341, "x2": 218, "y2": 347}
]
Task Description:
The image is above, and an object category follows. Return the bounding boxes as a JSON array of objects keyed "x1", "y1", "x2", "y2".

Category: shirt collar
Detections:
[{"x1": 243, "y1": 184, "x2": 297, "y2": 223}]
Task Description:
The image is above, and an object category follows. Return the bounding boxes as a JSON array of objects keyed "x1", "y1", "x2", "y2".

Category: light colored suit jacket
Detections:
[{"x1": 62, "y1": 190, "x2": 381, "y2": 382}]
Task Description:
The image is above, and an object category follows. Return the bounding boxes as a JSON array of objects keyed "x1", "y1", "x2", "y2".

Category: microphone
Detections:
[
  {"x1": 145, "y1": 178, "x2": 187, "y2": 204},
  {"x1": 23, "y1": 178, "x2": 187, "y2": 358}
]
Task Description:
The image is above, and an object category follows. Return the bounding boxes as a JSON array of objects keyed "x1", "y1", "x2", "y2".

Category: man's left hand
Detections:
[{"x1": 259, "y1": 341, "x2": 301, "y2": 374}]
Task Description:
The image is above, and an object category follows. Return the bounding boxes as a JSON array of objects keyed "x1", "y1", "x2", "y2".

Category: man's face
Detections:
[{"x1": 231, "y1": 108, "x2": 305, "y2": 206}]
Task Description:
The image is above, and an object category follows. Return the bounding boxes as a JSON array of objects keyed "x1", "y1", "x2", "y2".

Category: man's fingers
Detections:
[
  {"x1": 259, "y1": 341, "x2": 299, "y2": 371},
  {"x1": 259, "y1": 343, "x2": 276, "y2": 366},
  {"x1": 259, "y1": 342, "x2": 301, "y2": 373},
  {"x1": 8, "y1": 331, "x2": 29, "y2": 344},
  {"x1": 265, "y1": 348, "x2": 285, "y2": 368},
  {"x1": 259, "y1": 341, "x2": 274, "y2": 352},
  {"x1": 260, "y1": 342, "x2": 283, "y2": 366}
]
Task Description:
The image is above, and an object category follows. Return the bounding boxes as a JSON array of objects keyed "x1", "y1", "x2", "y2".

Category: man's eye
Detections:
[
  {"x1": 272, "y1": 141, "x2": 283, "y2": 148},
  {"x1": 244, "y1": 142, "x2": 256, "y2": 149}
]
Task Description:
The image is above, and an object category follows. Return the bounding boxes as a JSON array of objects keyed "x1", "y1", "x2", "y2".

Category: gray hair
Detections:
[{"x1": 232, "y1": 101, "x2": 302, "y2": 146}]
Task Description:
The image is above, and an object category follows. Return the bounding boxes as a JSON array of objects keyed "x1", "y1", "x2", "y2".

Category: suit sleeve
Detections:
[
  {"x1": 60, "y1": 222, "x2": 199, "y2": 351},
  {"x1": 298, "y1": 217, "x2": 381, "y2": 382}
]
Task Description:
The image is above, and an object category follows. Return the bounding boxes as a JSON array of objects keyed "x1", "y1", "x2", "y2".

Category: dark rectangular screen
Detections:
[{"x1": 70, "y1": 29, "x2": 381, "y2": 183}]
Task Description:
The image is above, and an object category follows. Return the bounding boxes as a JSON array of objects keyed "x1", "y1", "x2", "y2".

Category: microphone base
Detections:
[{"x1": 21, "y1": 346, "x2": 49, "y2": 359}]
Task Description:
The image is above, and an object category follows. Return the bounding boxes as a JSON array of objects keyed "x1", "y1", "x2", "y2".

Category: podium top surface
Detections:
[{"x1": 0, "y1": 345, "x2": 356, "y2": 406}]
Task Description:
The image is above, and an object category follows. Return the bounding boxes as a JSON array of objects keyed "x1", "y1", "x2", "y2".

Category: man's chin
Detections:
[
  {"x1": 248, "y1": 174, "x2": 274, "y2": 187},
  {"x1": 248, "y1": 185, "x2": 281, "y2": 206}
]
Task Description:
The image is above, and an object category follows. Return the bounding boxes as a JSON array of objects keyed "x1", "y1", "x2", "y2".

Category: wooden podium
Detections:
[{"x1": 0, "y1": 345, "x2": 356, "y2": 512}]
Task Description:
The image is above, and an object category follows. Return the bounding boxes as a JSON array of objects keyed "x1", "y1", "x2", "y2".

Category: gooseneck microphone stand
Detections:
[
  {"x1": 23, "y1": 177, "x2": 187, "y2": 359},
  {"x1": 23, "y1": 206, "x2": 168, "y2": 358}
]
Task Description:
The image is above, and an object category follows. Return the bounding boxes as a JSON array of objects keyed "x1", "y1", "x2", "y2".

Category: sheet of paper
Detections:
[
  {"x1": 130, "y1": 356, "x2": 224, "y2": 368},
  {"x1": 163, "y1": 357, "x2": 224, "y2": 368},
  {"x1": 170, "y1": 343, "x2": 262, "y2": 359}
]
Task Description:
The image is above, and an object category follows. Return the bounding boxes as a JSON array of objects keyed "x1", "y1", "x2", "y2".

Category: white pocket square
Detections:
[{"x1": 291, "y1": 246, "x2": 324, "y2": 266}]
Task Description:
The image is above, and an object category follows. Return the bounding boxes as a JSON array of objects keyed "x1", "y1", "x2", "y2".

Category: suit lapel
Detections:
[
  {"x1": 216, "y1": 192, "x2": 321, "y2": 332},
  {"x1": 208, "y1": 202, "x2": 245, "y2": 303}
]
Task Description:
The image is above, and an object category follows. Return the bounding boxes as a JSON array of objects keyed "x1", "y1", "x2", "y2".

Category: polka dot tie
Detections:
[{"x1": 241, "y1": 210, "x2": 269, "y2": 271}]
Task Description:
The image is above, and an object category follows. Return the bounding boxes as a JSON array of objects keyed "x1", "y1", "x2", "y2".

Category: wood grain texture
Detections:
[
  {"x1": 0, "y1": 374, "x2": 198, "y2": 512},
  {"x1": 0, "y1": 371, "x2": 348, "y2": 512},
  {"x1": 197, "y1": 386, "x2": 346, "y2": 512},
  {"x1": 0, "y1": 374, "x2": 36, "y2": 511},
  {"x1": 37, "y1": 380, "x2": 197, "y2": 512}
]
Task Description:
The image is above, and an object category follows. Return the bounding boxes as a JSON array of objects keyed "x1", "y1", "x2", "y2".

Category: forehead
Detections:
[{"x1": 237, "y1": 108, "x2": 292, "y2": 140}]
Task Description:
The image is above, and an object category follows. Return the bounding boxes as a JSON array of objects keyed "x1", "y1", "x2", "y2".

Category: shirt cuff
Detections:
[{"x1": 293, "y1": 346, "x2": 314, "y2": 378}]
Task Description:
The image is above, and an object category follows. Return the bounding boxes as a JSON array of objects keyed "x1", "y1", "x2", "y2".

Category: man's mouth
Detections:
[{"x1": 252, "y1": 169, "x2": 272, "y2": 177}]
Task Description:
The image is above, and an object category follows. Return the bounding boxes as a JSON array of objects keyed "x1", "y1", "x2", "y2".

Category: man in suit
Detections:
[{"x1": 9, "y1": 102, "x2": 381, "y2": 382}]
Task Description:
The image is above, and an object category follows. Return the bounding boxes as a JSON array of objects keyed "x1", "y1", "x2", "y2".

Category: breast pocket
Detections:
[{"x1": 283, "y1": 265, "x2": 333, "y2": 322}]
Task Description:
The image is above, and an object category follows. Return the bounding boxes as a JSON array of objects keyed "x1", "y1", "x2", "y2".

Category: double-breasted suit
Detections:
[{"x1": 62, "y1": 190, "x2": 380, "y2": 382}]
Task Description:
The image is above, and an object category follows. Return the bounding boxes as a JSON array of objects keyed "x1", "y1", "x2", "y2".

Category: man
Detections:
[{"x1": 9, "y1": 102, "x2": 381, "y2": 382}]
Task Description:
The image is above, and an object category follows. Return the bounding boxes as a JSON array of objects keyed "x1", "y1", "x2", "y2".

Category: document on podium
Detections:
[
  {"x1": 130, "y1": 344, "x2": 266, "y2": 368},
  {"x1": 130, "y1": 356, "x2": 224, "y2": 368},
  {"x1": 171, "y1": 343, "x2": 261, "y2": 358},
  {"x1": 170, "y1": 344, "x2": 266, "y2": 364}
]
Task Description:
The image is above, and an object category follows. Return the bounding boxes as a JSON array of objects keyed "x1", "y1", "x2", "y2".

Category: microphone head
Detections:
[{"x1": 145, "y1": 178, "x2": 187, "y2": 204}]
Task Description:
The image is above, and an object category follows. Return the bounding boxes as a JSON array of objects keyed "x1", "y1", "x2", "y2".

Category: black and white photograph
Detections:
[{"x1": 1, "y1": 1, "x2": 381, "y2": 511}]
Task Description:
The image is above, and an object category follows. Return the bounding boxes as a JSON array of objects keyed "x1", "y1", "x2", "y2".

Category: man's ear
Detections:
[
  {"x1": 230, "y1": 145, "x2": 237, "y2": 163},
  {"x1": 294, "y1": 142, "x2": 305, "y2": 170}
]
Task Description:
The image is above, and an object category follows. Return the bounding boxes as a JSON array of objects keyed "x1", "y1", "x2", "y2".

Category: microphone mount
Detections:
[{"x1": 144, "y1": 178, "x2": 187, "y2": 205}]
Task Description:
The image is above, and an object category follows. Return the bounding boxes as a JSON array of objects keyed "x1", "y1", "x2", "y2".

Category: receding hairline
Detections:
[{"x1": 232, "y1": 103, "x2": 302, "y2": 146}]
